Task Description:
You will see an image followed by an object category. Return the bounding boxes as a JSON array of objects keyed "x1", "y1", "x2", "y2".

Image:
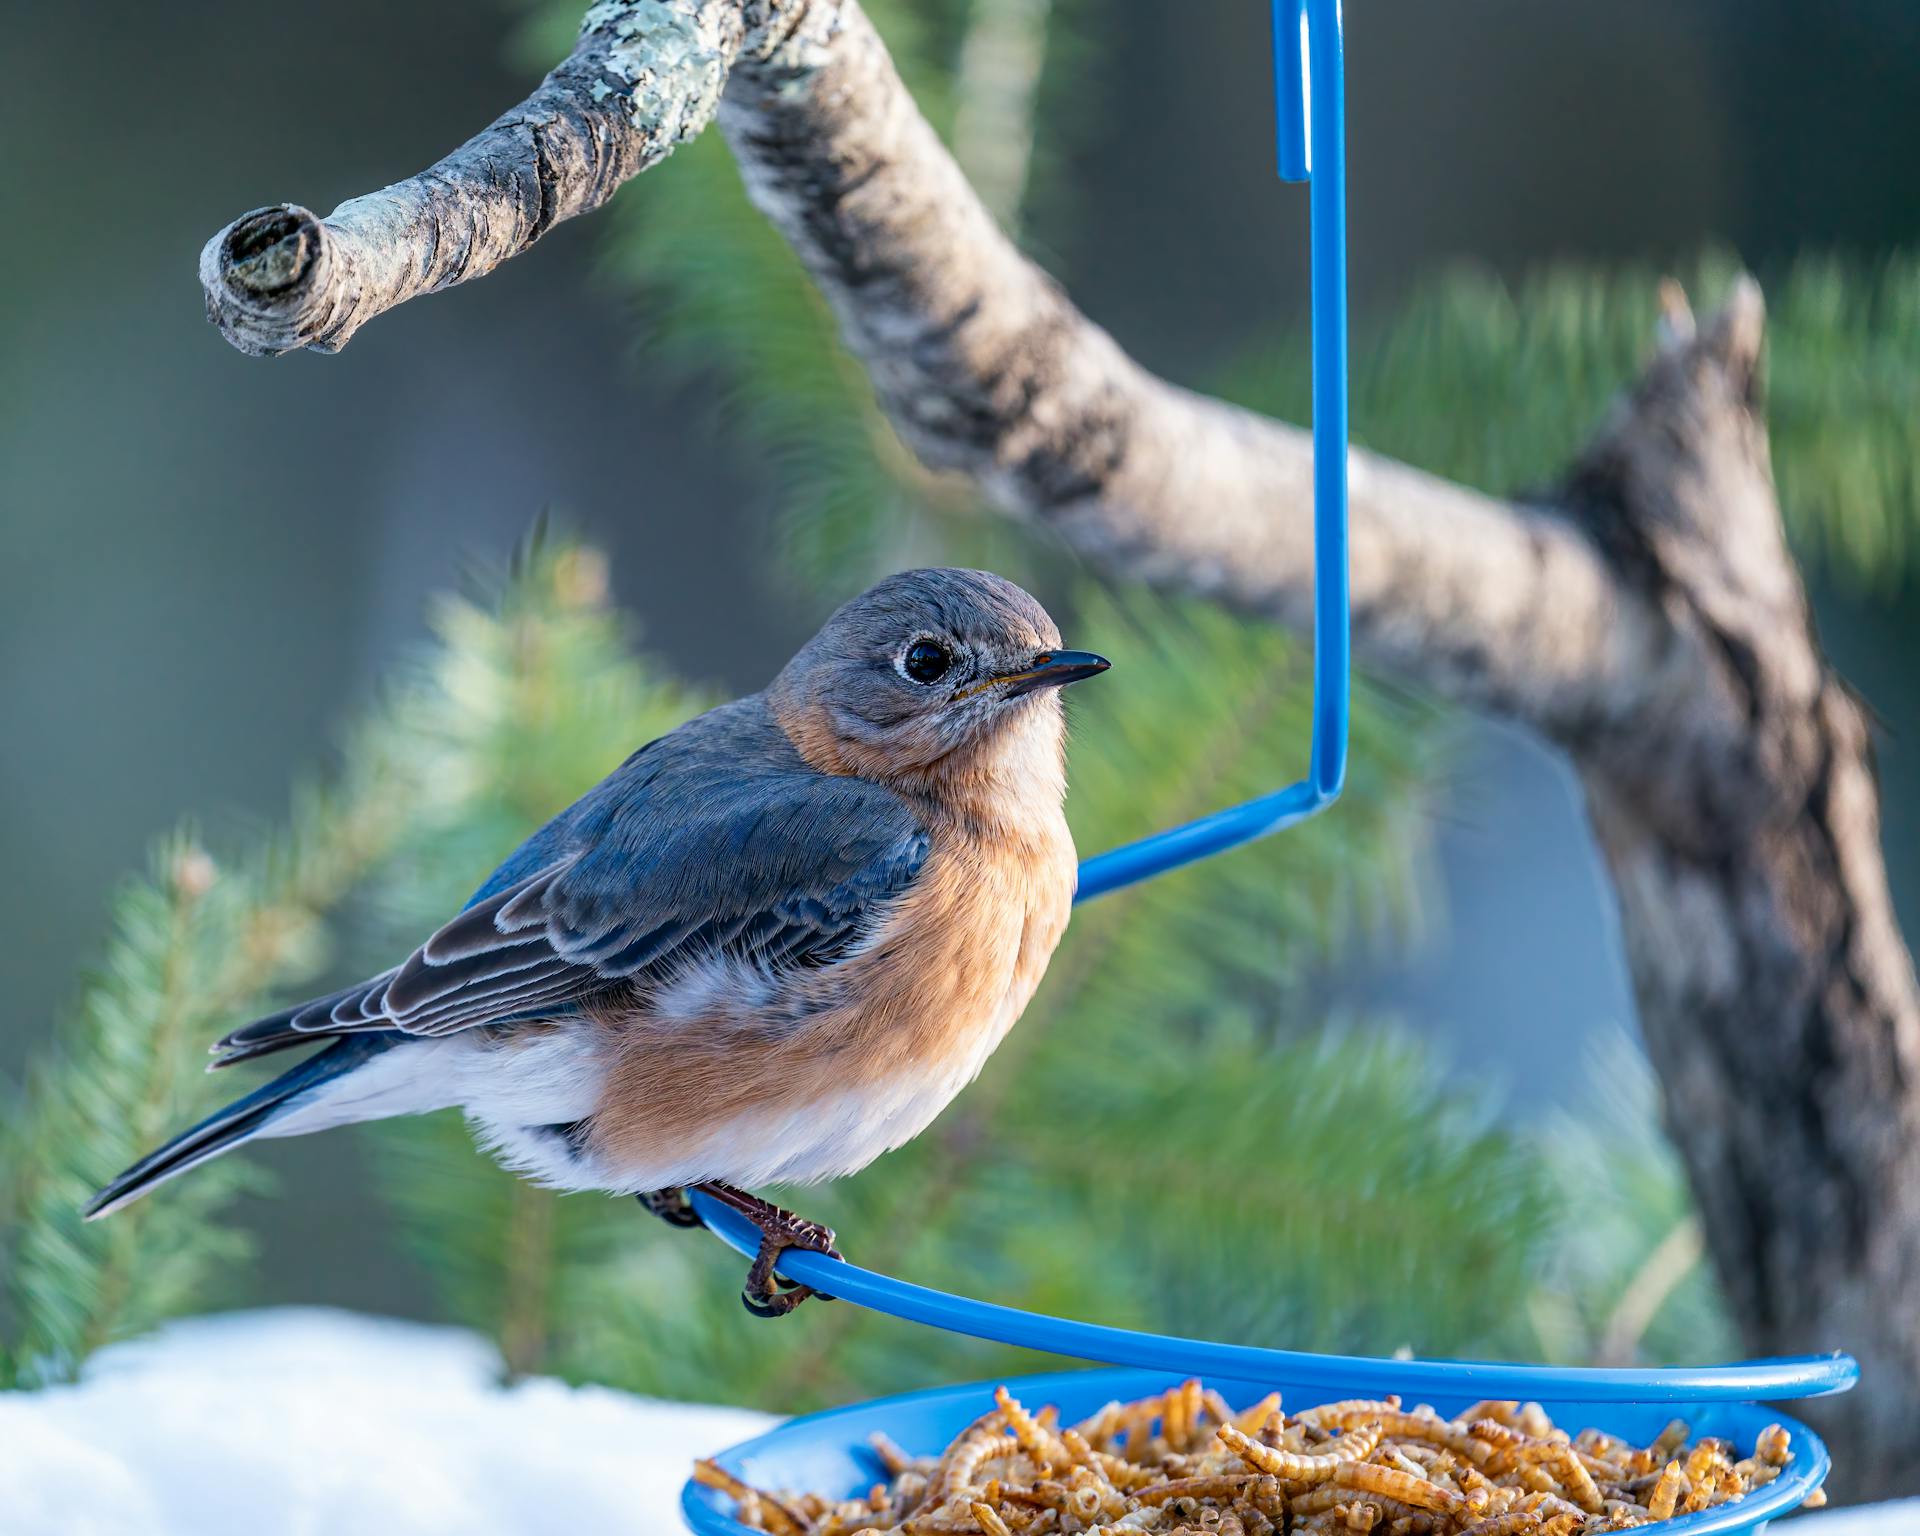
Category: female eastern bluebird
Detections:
[{"x1": 87, "y1": 568, "x2": 1109, "y2": 1315}]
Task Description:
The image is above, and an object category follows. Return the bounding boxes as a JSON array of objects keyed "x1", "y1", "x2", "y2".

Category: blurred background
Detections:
[{"x1": 3, "y1": 0, "x2": 1918, "y2": 1427}]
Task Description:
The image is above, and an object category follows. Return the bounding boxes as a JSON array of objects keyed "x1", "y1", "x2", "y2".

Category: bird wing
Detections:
[{"x1": 214, "y1": 702, "x2": 930, "y2": 1060}]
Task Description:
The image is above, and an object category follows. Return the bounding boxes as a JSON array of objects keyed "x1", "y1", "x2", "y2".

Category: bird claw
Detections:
[
  {"x1": 687, "y1": 1182, "x2": 843, "y2": 1317},
  {"x1": 740, "y1": 1209, "x2": 842, "y2": 1318},
  {"x1": 740, "y1": 1281, "x2": 811, "y2": 1318},
  {"x1": 636, "y1": 1187, "x2": 705, "y2": 1229}
]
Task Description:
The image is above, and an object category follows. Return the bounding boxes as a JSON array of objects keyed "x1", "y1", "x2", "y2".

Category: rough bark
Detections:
[
  {"x1": 1560, "y1": 294, "x2": 1920, "y2": 1488},
  {"x1": 199, "y1": 0, "x2": 811, "y2": 355},
  {"x1": 194, "y1": 0, "x2": 1920, "y2": 1494}
]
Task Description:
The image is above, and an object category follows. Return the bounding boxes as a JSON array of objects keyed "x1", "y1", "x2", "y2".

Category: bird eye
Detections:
[{"x1": 901, "y1": 638, "x2": 953, "y2": 685}]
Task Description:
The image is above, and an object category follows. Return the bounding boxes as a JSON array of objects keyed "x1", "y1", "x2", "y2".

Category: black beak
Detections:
[{"x1": 996, "y1": 648, "x2": 1112, "y2": 698}]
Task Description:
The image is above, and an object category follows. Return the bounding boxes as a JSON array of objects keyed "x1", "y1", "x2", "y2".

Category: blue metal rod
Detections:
[
  {"x1": 690, "y1": 1191, "x2": 1857, "y2": 1404},
  {"x1": 1075, "y1": 0, "x2": 1347, "y2": 905}
]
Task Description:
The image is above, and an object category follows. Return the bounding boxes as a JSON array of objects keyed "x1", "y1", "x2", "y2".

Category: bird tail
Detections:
[{"x1": 83, "y1": 1033, "x2": 404, "y2": 1220}]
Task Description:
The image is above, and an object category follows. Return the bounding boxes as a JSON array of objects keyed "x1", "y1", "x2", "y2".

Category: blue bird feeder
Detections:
[
  {"x1": 683, "y1": 3, "x2": 1855, "y2": 1528},
  {"x1": 682, "y1": 1369, "x2": 1839, "y2": 1536}
]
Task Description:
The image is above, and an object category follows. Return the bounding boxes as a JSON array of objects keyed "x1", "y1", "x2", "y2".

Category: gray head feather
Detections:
[{"x1": 769, "y1": 569, "x2": 1077, "y2": 774}]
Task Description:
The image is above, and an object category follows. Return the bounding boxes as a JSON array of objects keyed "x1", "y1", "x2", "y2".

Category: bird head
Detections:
[{"x1": 768, "y1": 568, "x2": 1110, "y2": 791}]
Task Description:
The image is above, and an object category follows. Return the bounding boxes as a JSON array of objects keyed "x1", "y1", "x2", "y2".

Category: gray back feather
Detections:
[{"x1": 216, "y1": 697, "x2": 929, "y2": 1053}]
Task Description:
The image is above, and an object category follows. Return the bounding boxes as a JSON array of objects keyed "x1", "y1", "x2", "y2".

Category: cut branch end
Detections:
[{"x1": 199, "y1": 204, "x2": 331, "y2": 357}]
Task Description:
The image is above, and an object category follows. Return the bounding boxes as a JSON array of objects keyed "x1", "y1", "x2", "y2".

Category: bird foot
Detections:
[
  {"x1": 693, "y1": 1182, "x2": 841, "y2": 1318},
  {"x1": 636, "y1": 1187, "x2": 705, "y2": 1229}
]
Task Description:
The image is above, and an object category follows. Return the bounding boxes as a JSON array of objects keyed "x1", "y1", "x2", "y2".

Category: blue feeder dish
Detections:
[
  {"x1": 682, "y1": 1196, "x2": 1855, "y2": 1533},
  {"x1": 681, "y1": 1368, "x2": 1839, "y2": 1536},
  {"x1": 681, "y1": 3, "x2": 1860, "y2": 1530}
]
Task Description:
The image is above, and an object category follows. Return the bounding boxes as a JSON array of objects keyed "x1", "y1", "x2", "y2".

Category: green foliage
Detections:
[
  {"x1": 1767, "y1": 257, "x2": 1920, "y2": 582},
  {"x1": 361, "y1": 540, "x2": 704, "y2": 925},
  {"x1": 0, "y1": 840, "x2": 259, "y2": 1386},
  {"x1": 361, "y1": 540, "x2": 707, "y2": 1379},
  {"x1": 1218, "y1": 256, "x2": 1920, "y2": 589},
  {"x1": 1530, "y1": 1032, "x2": 1734, "y2": 1369},
  {"x1": 0, "y1": 729, "x2": 413, "y2": 1384},
  {"x1": 1051, "y1": 1023, "x2": 1552, "y2": 1358}
]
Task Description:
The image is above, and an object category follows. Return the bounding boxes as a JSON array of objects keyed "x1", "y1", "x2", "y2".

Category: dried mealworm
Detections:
[
  {"x1": 1073, "y1": 1401, "x2": 1127, "y2": 1449},
  {"x1": 1233, "y1": 1394, "x2": 1284, "y2": 1434},
  {"x1": 1132, "y1": 1475, "x2": 1264, "y2": 1506},
  {"x1": 971, "y1": 1506, "x2": 1015, "y2": 1536},
  {"x1": 868, "y1": 1432, "x2": 916, "y2": 1478},
  {"x1": 1646, "y1": 1461, "x2": 1687, "y2": 1521},
  {"x1": 1459, "y1": 1515, "x2": 1543, "y2": 1536},
  {"x1": 997, "y1": 1388, "x2": 1069, "y2": 1472},
  {"x1": 1201, "y1": 1387, "x2": 1239, "y2": 1432},
  {"x1": 1542, "y1": 1443, "x2": 1605, "y2": 1514},
  {"x1": 1515, "y1": 1491, "x2": 1590, "y2": 1524},
  {"x1": 1218, "y1": 1424, "x2": 1360, "y2": 1484},
  {"x1": 706, "y1": 1383, "x2": 1802, "y2": 1535},
  {"x1": 1385, "y1": 1450, "x2": 1431, "y2": 1482},
  {"x1": 1161, "y1": 1384, "x2": 1191, "y2": 1452},
  {"x1": 1301, "y1": 1398, "x2": 1404, "y2": 1426},
  {"x1": 1331, "y1": 1461, "x2": 1464, "y2": 1515},
  {"x1": 692, "y1": 1459, "x2": 806, "y2": 1536},
  {"x1": 1330, "y1": 1410, "x2": 1497, "y2": 1467}
]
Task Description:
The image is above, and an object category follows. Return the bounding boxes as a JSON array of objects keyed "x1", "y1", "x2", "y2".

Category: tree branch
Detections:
[
  {"x1": 719, "y1": 4, "x2": 1689, "y2": 740},
  {"x1": 198, "y1": 0, "x2": 810, "y2": 355},
  {"x1": 199, "y1": 2, "x2": 1669, "y2": 740},
  {"x1": 194, "y1": 0, "x2": 1920, "y2": 1495}
]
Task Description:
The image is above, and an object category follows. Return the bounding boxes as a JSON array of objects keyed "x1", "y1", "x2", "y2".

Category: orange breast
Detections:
[{"x1": 587, "y1": 815, "x2": 1075, "y2": 1186}]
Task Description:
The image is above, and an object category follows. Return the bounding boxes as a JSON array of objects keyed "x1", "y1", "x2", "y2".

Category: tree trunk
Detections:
[{"x1": 1560, "y1": 293, "x2": 1920, "y2": 1488}]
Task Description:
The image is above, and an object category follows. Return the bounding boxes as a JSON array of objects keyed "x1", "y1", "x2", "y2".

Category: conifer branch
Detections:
[
  {"x1": 0, "y1": 775, "x2": 412, "y2": 1382},
  {"x1": 2, "y1": 572, "x2": 455, "y2": 1381},
  {"x1": 365, "y1": 539, "x2": 708, "y2": 1375}
]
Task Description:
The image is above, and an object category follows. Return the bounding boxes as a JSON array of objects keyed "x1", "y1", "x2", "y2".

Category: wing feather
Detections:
[{"x1": 212, "y1": 700, "x2": 930, "y2": 1065}]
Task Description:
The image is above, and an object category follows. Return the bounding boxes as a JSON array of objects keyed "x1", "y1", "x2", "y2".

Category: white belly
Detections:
[
  {"x1": 255, "y1": 1028, "x2": 608, "y2": 1191},
  {"x1": 455, "y1": 1024, "x2": 612, "y2": 1190},
  {"x1": 638, "y1": 1041, "x2": 1001, "y2": 1193}
]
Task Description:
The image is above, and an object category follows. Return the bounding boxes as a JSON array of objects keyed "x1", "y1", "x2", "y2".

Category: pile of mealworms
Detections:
[{"x1": 694, "y1": 1379, "x2": 1824, "y2": 1535}]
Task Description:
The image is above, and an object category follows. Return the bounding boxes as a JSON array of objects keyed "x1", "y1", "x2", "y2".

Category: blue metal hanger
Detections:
[
  {"x1": 1074, "y1": 0, "x2": 1349, "y2": 902},
  {"x1": 690, "y1": 0, "x2": 1860, "y2": 1409}
]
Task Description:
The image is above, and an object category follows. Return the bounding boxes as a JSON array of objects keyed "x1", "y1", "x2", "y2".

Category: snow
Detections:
[
  {"x1": 1796, "y1": 1505, "x2": 1920, "y2": 1534},
  {"x1": 0, "y1": 1308, "x2": 774, "y2": 1535},
  {"x1": 0, "y1": 1308, "x2": 1911, "y2": 1535}
]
